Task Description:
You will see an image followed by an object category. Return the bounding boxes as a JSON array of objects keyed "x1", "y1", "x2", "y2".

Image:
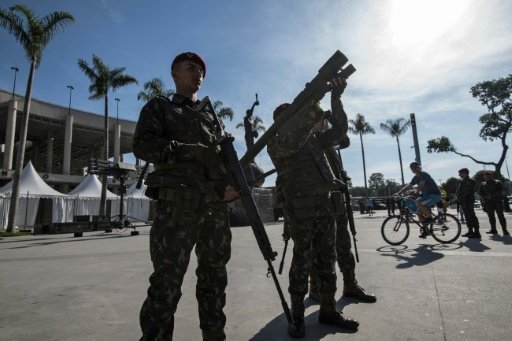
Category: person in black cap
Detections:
[
  {"x1": 457, "y1": 168, "x2": 481, "y2": 238},
  {"x1": 480, "y1": 170, "x2": 510, "y2": 235},
  {"x1": 135, "y1": 52, "x2": 237, "y2": 341}
]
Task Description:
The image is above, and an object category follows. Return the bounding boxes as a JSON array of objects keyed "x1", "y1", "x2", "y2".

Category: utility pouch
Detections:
[
  {"x1": 330, "y1": 191, "x2": 345, "y2": 216},
  {"x1": 289, "y1": 195, "x2": 322, "y2": 220},
  {"x1": 158, "y1": 186, "x2": 202, "y2": 222}
]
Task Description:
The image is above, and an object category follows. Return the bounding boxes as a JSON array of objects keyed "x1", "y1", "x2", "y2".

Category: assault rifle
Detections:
[
  {"x1": 240, "y1": 50, "x2": 356, "y2": 168},
  {"x1": 197, "y1": 97, "x2": 294, "y2": 324},
  {"x1": 336, "y1": 149, "x2": 359, "y2": 262}
]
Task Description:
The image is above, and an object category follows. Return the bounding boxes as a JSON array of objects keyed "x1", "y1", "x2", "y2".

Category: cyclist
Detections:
[{"x1": 395, "y1": 162, "x2": 442, "y2": 238}]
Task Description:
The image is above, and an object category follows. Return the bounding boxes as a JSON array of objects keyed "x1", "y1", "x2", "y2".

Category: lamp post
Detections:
[
  {"x1": 10, "y1": 66, "x2": 19, "y2": 100},
  {"x1": 67, "y1": 85, "x2": 74, "y2": 116},
  {"x1": 115, "y1": 98, "x2": 120, "y2": 123}
]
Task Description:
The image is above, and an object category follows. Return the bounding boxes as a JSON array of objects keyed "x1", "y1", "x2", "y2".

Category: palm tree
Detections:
[
  {"x1": 213, "y1": 100, "x2": 234, "y2": 121},
  {"x1": 0, "y1": 4, "x2": 74, "y2": 232},
  {"x1": 137, "y1": 77, "x2": 174, "y2": 102},
  {"x1": 348, "y1": 113, "x2": 375, "y2": 199},
  {"x1": 380, "y1": 118, "x2": 411, "y2": 186},
  {"x1": 77, "y1": 54, "x2": 138, "y2": 216}
]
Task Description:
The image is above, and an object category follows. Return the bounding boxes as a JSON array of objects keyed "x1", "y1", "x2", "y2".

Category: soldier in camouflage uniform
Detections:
[
  {"x1": 134, "y1": 52, "x2": 237, "y2": 341},
  {"x1": 309, "y1": 139, "x2": 376, "y2": 303},
  {"x1": 268, "y1": 78, "x2": 359, "y2": 338},
  {"x1": 480, "y1": 170, "x2": 509, "y2": 236},
  {"x1": 457, "y1": 168, "x2": 481, "y2": 238}
]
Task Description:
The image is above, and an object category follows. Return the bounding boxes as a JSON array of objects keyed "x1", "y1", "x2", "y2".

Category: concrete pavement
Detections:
[{"x1": 1, "y1": 208, "x2": 511, "y2": 340}]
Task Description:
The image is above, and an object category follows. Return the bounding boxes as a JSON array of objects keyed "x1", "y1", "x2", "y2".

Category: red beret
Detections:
[
  {"x1": 171, "y1": 52, "x2": 206, "y2": 77},
  {"x1": 273, "y1": 103, "x2": 290, "y2": 121}
]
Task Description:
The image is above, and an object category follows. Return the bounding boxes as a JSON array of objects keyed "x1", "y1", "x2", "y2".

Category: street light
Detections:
[
  {"x1": 67, "y1": 85, "x2": 74, "y2": 116},
  {"x1": 115, "y1": 98, "x2": 120, "y2": 123},
  {"x1": 10, "y1": 66, "x2": 19, "y2": 100}
]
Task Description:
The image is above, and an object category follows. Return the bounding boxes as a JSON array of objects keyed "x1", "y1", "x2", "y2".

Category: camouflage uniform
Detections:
[
  {"x1": 480, "y1": 178, "x2": 508, "y2": 234},
  {"x1": 457, "y1": 176, "x2": 480, "y2": 235},
  {"x1": 133, "y1": 94, "x2": 231, "y2": 340}
]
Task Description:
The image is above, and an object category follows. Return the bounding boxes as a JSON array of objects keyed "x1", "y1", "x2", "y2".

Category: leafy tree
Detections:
[
  {"x1": 78, "y1": 54, "x2": 138, "y2": 216},
  {"x1": 137, "y1": 77, "x2": 174, "y2": 102},
  {"x1": 427, "y1": 74, "x2": 512, "y2": 177},
  {"x1": 368, "y1": 172, "x2": 385, "y2": 196},
  {"x1": 380, "y1": 117, "x2": 411, "y2": 185},
  {"x1": 385, "y1": 178, "x2": 401, "y2": 196},
  {"x1": 0, "y1": 4, "x2": 74, "y2": 232},
  {"x1": 348, "y1": 113, "x2": 375, "y2": 197},
  {"x1": 212, "y1": 100, "x2": 234, "y2": 121},
  {"x1": 443, "y1": 177, "x2": 460, "y2": 199}
]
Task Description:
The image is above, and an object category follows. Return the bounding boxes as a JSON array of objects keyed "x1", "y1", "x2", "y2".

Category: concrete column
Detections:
[
  {"x1": 63, "y1": 114, "x2": 73, "y2": 175},
  {"x1": 46, "y1": 138, "x2": 54, "y2": 173},
  {"x1": 99, "y1": 145, "x2": 105, "y2": 160},
  {"x1": 32, "y1": 142, "x2": 40, "y2": 169},
  {"x1": 3, "y1": 100, "x2": 17, "y2": 170},
  {"x1": 136, "y1": 158, "x2": 141, "y2": 167},
  {"x1": 114, "y1": 123, "x2": 121, "y2": 163}
]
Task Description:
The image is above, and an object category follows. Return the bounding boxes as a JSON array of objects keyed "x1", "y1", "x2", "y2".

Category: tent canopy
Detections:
[
  {"x1": 126, "y1": 182, "x2": 150, "y2": 199},
  {"x1": 0, "y1": 161, "x2": 67, "y2": 197},
  {"x1": 68, "y1": 174, "x2": 118, "y2": 199}
]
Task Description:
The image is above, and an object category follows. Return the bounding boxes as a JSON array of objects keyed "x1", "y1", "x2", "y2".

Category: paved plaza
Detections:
[{"x1": 1, "y1": 208, "x2": 511, "y2": 340}]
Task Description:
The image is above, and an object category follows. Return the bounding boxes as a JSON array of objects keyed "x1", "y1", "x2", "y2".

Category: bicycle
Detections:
[{"x1": 381, "y1": 195, "x2": 461, "y2": 245}]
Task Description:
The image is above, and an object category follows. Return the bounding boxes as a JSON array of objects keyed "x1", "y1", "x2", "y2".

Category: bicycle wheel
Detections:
[
  {"x1": 381, "y1": 215, "x2": 410, "y2": 245},
  {"x1": 431, "y1": 213, "x2": 461, "y2": 244}
]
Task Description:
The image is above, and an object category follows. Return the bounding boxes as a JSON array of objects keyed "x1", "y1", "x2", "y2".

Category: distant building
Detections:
[{"x1": 0, "y1": 88, "x2": 140, "y2": 192}]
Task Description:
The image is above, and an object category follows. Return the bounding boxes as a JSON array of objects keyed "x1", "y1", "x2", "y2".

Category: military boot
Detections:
[
  {"x1": 503, "y1": 228, "x2": 510, "y2": 236},
  {"x1": 343, "y1": 281, "x2": 377, "y2": 303},
  {"x1": 202, "y1": 329, "x2": 226, "y2": 341},
  {"x1": 318, "y1": 293, "x2": 359, "y2": 331},
  {"x1": 288, "y1": 294, "x2": 306, "y2": 338},
  {"x1": 486, "y1": 227, "x2": 498, "y2": 234}
]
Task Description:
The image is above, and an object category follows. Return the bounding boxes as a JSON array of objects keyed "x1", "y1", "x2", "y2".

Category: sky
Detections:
[{"x1": 1, "y1": 0, "x2": 512, "y2": 188}]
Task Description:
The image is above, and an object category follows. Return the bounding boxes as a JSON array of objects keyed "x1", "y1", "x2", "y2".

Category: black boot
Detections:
[
  {"x1": 470, "y1": 229, "x2": 481, "y2": 238},
  {"x1": 288, "y1": 294, "x2": 306, "y2": 338},
  {"x1": 318, "y1": 293, "x2": 359, "y2": 331},
  {"x1": 202, "y1": 329, "x2": 226, "y2": 341},
  {"x1": 486, "y1": 228, "x2": 498, "y2": 234},
  {"x1": 503, "y1": 228, "x2": 510, "y2": 236},
  {"x1": 343, "y1": 281, "x2": 377, "y2": 303}
]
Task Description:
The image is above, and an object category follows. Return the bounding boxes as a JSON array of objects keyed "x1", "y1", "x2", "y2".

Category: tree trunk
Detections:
[
  {"x1": 396, "y1": 135, "x2": 405, "y2": 186},
  {"x1": 360, "y1": 132, "x2": 368, "y2": 198},
  {"x1": 7, "y1": 59, "x2": 36, "y2": 232},
  {"x1": 99, "y1": 95, "x2": 108, "y2": 217}
]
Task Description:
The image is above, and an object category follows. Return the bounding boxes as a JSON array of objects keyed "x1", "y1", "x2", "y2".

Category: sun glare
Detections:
[{"x1": 388, "y1": 0, "x2": 469, "y2": 46}]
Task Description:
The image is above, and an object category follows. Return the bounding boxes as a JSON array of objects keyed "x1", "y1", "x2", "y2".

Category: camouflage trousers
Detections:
[
  {"x1": 460, "y1": 203, "x2": 480, "y2": 232},
  {"x1": 139, "y1": 198, "x2": 231, "y2": 340},
  {"x1": 287, "y1": 204, "x2": 337, "y2": 296},
  {"x1": 484, "y1": 201, "x2": 507, "y2": 229},
  {"x1": 310, "y1": 213, "x2": 356, "y2": 293}
]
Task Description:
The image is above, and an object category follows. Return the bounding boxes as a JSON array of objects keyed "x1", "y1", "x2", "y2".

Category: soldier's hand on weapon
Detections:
[
  {"x1": 329, "y1": 76, "x2": 347, "y2": 97},
  {"x1": 224, "y1": 185, "x2": 240, "y2": 202}
]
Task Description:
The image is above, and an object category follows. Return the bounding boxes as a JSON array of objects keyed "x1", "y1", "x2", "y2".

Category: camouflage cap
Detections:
[{"x1": 171, "y1": 52, "x2": 206, "y2": 77}]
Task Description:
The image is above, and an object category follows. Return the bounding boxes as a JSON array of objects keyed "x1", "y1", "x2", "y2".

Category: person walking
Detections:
[{"x1": 480, "y1": 170, "x2": 510, "y2": 236}]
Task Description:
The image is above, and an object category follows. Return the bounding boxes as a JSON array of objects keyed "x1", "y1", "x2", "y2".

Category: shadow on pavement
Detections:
[
  {"x1": 377, "y1": 244, "x2": 446, "y2": 268},
  {"x1": 460, "y1": 238, "x2": 492, "y2": 252},
  {"x1": 249, "y1": 297, "x2": 358, "y2": 340},
  {"x1": 490, "y1": 234, "x2": 512, "y2": 245}
]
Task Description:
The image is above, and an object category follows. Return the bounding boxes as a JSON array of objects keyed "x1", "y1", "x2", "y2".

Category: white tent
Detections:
[
  {"x1": 0, "y1": 161, "x2": 68, "y2": 228},
  {"x1": 124, "y1": 182, "x2": 151, "y2": 222},
  {"x1": 66, "y1": 174, "x2": 120, "y2": 221}
]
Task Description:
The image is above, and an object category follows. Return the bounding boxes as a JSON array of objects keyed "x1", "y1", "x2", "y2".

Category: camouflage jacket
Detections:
[
  {"x1": 457, "y1": 177, "x2": 476, "y2": 205},
  {"x1": 479, "y1": 179, "x2": 504, "y2": 204},
  {"x1": 132, "y1": 94, "x2": 226, "y2": 196},
  {"x1": 267, "y1": 96, "x2": 349, "y2": 198}
]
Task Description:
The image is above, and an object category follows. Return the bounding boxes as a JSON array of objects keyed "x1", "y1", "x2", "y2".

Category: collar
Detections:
[{"x1": 171, "y1": 93, "x2": 199, "y2": 107}]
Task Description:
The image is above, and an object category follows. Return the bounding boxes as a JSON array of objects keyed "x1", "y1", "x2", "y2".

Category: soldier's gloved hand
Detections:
[{"x1": 329, "y1": 76, "x2": 347, "y2": 98}]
